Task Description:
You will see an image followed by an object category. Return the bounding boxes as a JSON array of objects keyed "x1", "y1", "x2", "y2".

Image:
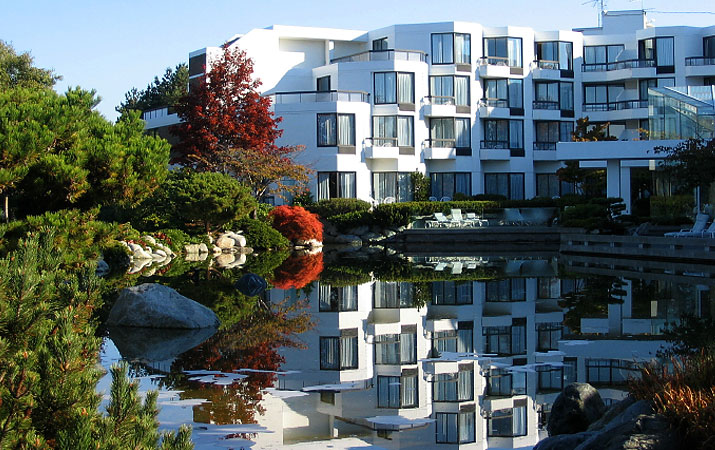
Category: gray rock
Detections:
[
  {"x1": 362, "y1": 232, "x2": 383, "y2": 241},
  {"x1": 589, "y1": 398, "x2": 653, "y2": 433},
  {"x1": 185, "y1": 243, "x2": 201, "y2": 254},
  {"x1": 142, "y1": 235, "x2": 157, "y2": 246},
  {"x1": 108, "y1": 325, "x2": 216, "y2": 363},
  {"x1": 96, "y1": 259, "x2": 110, "y2": 277},
  {"x1": 215, "y1": 235, "x2": 236, "y2": 249},
  {"x1": 348, "y1": 226, "x2": 369, "y2": 236},
  {"x1": 214, "y1": 253, "x2": 236, "y2": 267},
  {"x1": 535, "y1": 432, "x2": 598, "y2": 450},
  {"x1": 576, "y1": 414, "x2": 679, "y2": 450},
  {"x1": 335, "y1": 234, "x2": 362, "y2": 246},
  {"x1": 107, "y1": 283, "x2": 220, "y2": 329},
  {"x1": 548, "y1": 383, "x2": 607, "y2": 436},
  {"x1": 383, "y1": 229, "x2": 397, "y2": 238}
]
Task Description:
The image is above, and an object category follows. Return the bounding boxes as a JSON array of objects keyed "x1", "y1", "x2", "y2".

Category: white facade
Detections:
[{"x1": 146, "y1": 10, "x2": 715, "y2": 206}]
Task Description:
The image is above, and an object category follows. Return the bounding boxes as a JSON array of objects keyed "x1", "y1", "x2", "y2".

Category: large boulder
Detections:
[
  {"x1": 576, "y1": 414, "x2": 679, "y2": 450},
  {"x1": 548, "y1": 383, "x2": 607, "y2": 436},
  {"x1": 534, "y1": 432, "x2": 598, "y2": 450},
  {"x1": 107, "y1": 283, "x2": 220, "y2": 329}
]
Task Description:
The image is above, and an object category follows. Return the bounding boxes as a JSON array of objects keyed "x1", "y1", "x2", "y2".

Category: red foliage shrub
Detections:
[
  {"x1": 269, "y1": 205, "x2": 323, "y2": 242},
  {"x1": 271, "y1": 252, "x2": 324, "y2": 290}
]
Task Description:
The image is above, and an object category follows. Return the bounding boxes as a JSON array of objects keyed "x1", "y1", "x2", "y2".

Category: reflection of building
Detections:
[{"x1": 253, "y1": 257, "x2": 702, "y2": 449}]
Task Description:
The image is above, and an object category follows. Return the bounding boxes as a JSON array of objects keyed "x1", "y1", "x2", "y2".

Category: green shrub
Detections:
[
  {"x1": 291, "y1": 189, "x2": 315, "y2": 207},
  {"x1": 452, "y1": 192, "x2": 473, "y2": 201},
  {"x1": 650, "y1": 195, "x2": 694, "y2": 218},
  {"x1": 307, "y1": 198, "x2": 372, "y2": 219},
  {"x1": 474, "y1": 193, "x2": 507, "y2": 202},
  {"x1": 560, "y1": 203, "x2": 607, "y2": 229},
  {"x1": 233, "y1": 217, "x2": 290, "y2": 250},
  {"x1": 373, "y1": 203, "x2": 415, "y2": 227},
  {"x1": 329, "y1": 210, "x2": 375, "y2": 232},
  {"x1": 501, "y1": 197, "x2": 557, "y2": 208},
  {"x1": 411, "y1": 172, "x2": 431, "y2": 202}
]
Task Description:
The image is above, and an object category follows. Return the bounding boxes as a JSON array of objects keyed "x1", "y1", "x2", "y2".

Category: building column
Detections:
[
  {"x1": 620, "y1": 165, "x2": 631, "y2": 214},
  {"x1": 606, "y1": 159, "x2": 621, "y2": 199}
]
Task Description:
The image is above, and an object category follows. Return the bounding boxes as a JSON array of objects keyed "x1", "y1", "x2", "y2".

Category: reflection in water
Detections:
[{"x1": 102, "y1": 253, "x2": 713, "y2": 449}]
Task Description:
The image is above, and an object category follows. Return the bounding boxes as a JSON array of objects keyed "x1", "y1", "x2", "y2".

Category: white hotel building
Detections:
[{"x1": 146, "y1": 10, "x2": 715, "y2": 210}]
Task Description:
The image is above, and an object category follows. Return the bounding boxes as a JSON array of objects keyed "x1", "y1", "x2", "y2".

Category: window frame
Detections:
[
  {"x1": 317, "y1": 171, "x2": 356, "y2": 200},
  {"x1": 430, "y1": 172, "x2": 472, "y2": 199},
  {"x1": 319, "y1": 334, "x2": 358, "y2": 370},
  {"x1": 317, "y1": 113, "x2": 355, "y2": 147},
  {"x1": 373, "y1": 71, "x2": 415, "y2": 105},
  {"x1": 484, "y1": 172, "x2": 525, "y2": 200},
  {"x1": 431, "y1": 32, "x2": 471, "y2": 65},
  {"x1": 483, "y1": 36, "x2": 523, "y2": 68}
]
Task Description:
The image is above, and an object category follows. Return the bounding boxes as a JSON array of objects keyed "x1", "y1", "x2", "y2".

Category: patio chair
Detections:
[
  {"x1": 433, "y1": 212, "x2": 458, "y2": 227},
  {"x1": 699, "y1": 220, "x2": 715, "y2": 238},
  {"x1": 450, "y1": 209, "x2": 468, "y2": 227},
  {"x1": 440, "y1": 196, "x2": 451, "y2": 202},
  {"x1": 664, "y1": 213, "x2": 709, "y2": 237},
  {"x1": 465, "y1": 212, "x2": 488, "y2": 226},
  {"x1": 429, "y1": 196, "x2": 438, "y2": 201},
  {"x1": 382, "y1": 196, "x2": 396, "y2": 204},
  {"x1": 451, "y1": 261, "x2": 463, "y2": 275},
  {"x1": 434, "y1": 262, "x2": 447, "y2": 271}
]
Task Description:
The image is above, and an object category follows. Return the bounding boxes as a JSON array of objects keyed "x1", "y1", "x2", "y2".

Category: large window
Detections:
[
  {"x1": 375, "y1": 332, "x2": 417, "y2": 365},
  {"x1": 373, "y1": 172, "x2": 413, "y2": 203},
  {"x1": 484, "y1": 173, "x2": 525, "y2": 200},
  {"x1": 484, "y1": 319, "x2": 526, "y2": 355},
  {"x1": 483, "y1": 37, "x2": 522, "y2": 67},
  {"x1": 378, "y1": 373, "x2": 418, "y2": 408},
  {"x1": 586, "y1": 359, "x2": 639, "y2": 386},
  {"x1": 432, "y1": 281, "x2": 473, "y2": 305},
  {"x1": 436, "y1": 411, "x2": 476, "y2": 444},
  {"x1": 430, "y1": 75, "x2": 470, "y2": 106},
  {"x1": 374, "y1": 72, "x2": 414, "y2": 105},
  {"x1": 537, "y1": 359, "x2": 576, "y2": 392},
  {"x1": 536, "y1": 322, "x2": 563, "y2": 351},
  {"x1": 320, "y1": 333, "x2": 358, "y2": 370},
  {"x1": 705, "y1": 36, "x2": 715, "y2": 58},
  {"x1": 584, "y1": 84, "x2": 624, "y2": 110},
  {"x1": 432, "y1": 322, "x2": 473, "y2": 356},
  {"x1": 485, "y1": 278, "x2": 526, "y2": 302},
  {"x1": 372, "y1": 116, "x2": 414, "y2": 147},
  {"x1": 317, "y1": 172, "x2": 356, "y2": 200},
  {"x1": 534, "y1": 81, "x2": 573, "y2": 112},
  {"x1": 486, "y1": 367, "x2": 526, "y2": 396},
  {"x1": 639, "y1": 77, "x2": 674, "y2": 100},
  {"x1": 482, "y1": 78, "x2": 523, "y2": 110},
  {"x1": 372, "y1": 37, "x2": 388, "y2": 51},
  {"x1": 432, "y1": 33, "x2": 471, "y2": 65},
  {"x1": 639, "y1": 37, "x2": 674, "y2": 69},
  {"x1": 434, "y1": 365, "x2": 474, "y2": 401},
  {"x1": 536, "y1": 173, "x2": 576, "y2": 197},
  {"x1": 535, "y1": 41, "x2": 573, "y2": 71},
  {"x1": 319, "y1": 284, "x2": 358, "y2": 312},
  {"x1": 583, "y1": 44, "x2": 624, "y2": 69},
  {"x1": 431, "y1": 172, "x2": 471, "y2": 199},
  {"x1": 482, "y1": 119, "x2": 524, "y2": 154},
  {"x1": 374, "y1": 281, "x2": 414, "y2": 308},
  {"x1": 534, "y1": 121, "x2": 573, "y2": 150},
  {"x1": 429, "y1": 117, "x2": 471, "y2": 152},
  {"x1": 316, "y1": 75, "x2": 330, "y2": 92},
  {"x1": 317, "y1": 113, "x2": 355, "y2": 147},
  {"x1": 488, "y1": 404, "x2": 527, "y2": 437}
]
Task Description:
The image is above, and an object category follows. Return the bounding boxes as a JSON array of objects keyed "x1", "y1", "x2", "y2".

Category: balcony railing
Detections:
[
  {"x1": 581, "y1": 59, "x2": 655, "y2": 72},
  {"x1": 480, "y1": 140, "x2": 509, "y2": 149},
  {"x1": 141, "y1": 106, "x2": 176, "y2": 121},
  {"x1": 330, "y1": 49, "x2": 426, "y2": 64},
  {"x1": 479, "y1": 56, "x2": 519, "y2": 67},
  {"x1": 534, "y1": 60, "x2": 560, "y2": 70},
  {"x1": 424, "y1": 95, "x2": 455, "y2": 105},
  {"x1": 685, "y1": 56, "x2": 715, "y2": 66},
  {"x1": 533, "y1": 100, "x2": 560, "y2": 110},
  {"x1": 534, "y1": 142, "x2": 557, "y2": 150},
  {"x1": 582, "y1": 99, "x2": 648, "y2": 112},
  {"x1": 367, "y1": 136, "x2": 399, "y2": 147},
  {"x1": 480, "y1": 98, "x2": 509, "y2": 108},
  {"x1": 272, "y1": 90, "x2": 369, "y2": 104},
  {"x1": 424, "y1": 138, "x2": 457, "y2": 148}
]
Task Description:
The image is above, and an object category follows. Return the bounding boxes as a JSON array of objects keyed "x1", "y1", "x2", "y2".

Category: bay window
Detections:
[
  {"x1": 319, "y1": 284, "x2": 358, "y2": 312},
  {"x1": 485, "y1": 278, "x2": 526, "y2": 302},
  {"x1": 584, "y1": 83, "x2": 624, "y2": 110},
  {"x1": 373, "y1": 115, "x2": 414, "y2": 147},
  {"x1": 483, "y1": 37, "x2": 522, "y2": 67},
  {"x1": 317, "y1": 172, "x2": 356, "y2": 200},
  {"x1": 483, "y1": 319, "x2": 527, "y2": 355},
  {"x1": 583, "y1": 44, "x2": 624, "y2": 70},
  {"x1": 374, "y1": 71, "x2": 414, "y2": 105},
  {"x1": 432, "y1": 322, "x2": 473, "y2": 356},
  {"x1": 430, "y1": 172, "x2": 471, "y2": 199},
  {"x1": 431, "y1": 33, "x2": 471, "y2": 65},
  {"x1": 374, "y1": 281, "x2": 414, "y2": 308},
  {"x1": 432, "y1": 281, "x2": 473, "y2": 305},
  {"x1": 320, "y1": 332, "x2": 358, "y2": 370},
  {"x1": 430, "y1": 75, "x2": 470, "y2": 107},
  {"x1": 639, "y1": 77, "x2": 674, "y2": 100},
  {"x1": 372, "y1": 173, "x2": 413, "y2": 204},
  {"x1": 436, "y1": 411, "x2": 476, "y2": 444},
  {"x1": 536, "y1": 173, "x2": 576, "y2": 198},
  {"x1": 535, "y1": 41, "x2": 573, "y2": 72},
  {"x1": 434, "y1": 364, "x2": 474, "y2": 401},
  {"x1": 488, "y1": 404, "x2": 527, "y2": 437},
  {"x1": 317, "y1": 113, "x2": 355, "y2": 147},
  {"x1": 534, "y1": 121, "x2": 573, "y2": 150},
  {"x1": 482, "y1": 119, "x2": 524, "y2": 155},
  {"x1": 486, "y1": 367, "x2": 526, "y2": 396},
  {"x1": 639, "y1": 37, "x2": 674, "y2": 71},
  {"x1": 375, "y1": 332, "x2": 417, "y2": 365},
  {"x1": 534, "y1": 81, "x2": 573, "y2": 113}
]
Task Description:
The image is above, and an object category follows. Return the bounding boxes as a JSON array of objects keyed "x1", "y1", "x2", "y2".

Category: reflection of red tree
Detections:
[
  {"x1": 271, "y1": 252, "x2": 323, "y2": 290},
  {"x1": 170, "y1": 300, "x2": 314, "y2": 425}
]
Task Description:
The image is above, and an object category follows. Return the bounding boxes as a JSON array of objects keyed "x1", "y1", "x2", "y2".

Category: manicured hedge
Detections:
[{"x1": 307, "y1": 198, "x2": 372, "y2": 219}]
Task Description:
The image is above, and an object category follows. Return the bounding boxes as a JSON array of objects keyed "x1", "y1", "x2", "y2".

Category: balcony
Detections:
[
  {"x1": 581, "y1": 99, "x2": 648, "y2": 121},
  {"x1": 141, "y1": 106, "x2": 179, "y2": 130},
  {"x1": 532, "y1": 100, "x2": 559, "y2": 110},
  {"x1": 330, "y1": 49, "x2": 426, "y2": 64},
  {"x1": 531, "y1": 60, "x2": 573, "y2": 80},
  {"x1": 582, "y1": 99, "x2": 648, "y2": 112},
  {"x1": 478, "y1": 99, "x2": 511, "y2": 118},
  {"x1": 364, "y1": 138, "x2": 414, "y2": 159},
  {"x1": 581, "y1": 59, "x2": 656, "y2": 82},
  {"x1": 533, "y1": 142, "x2": 559, "y2": 161},
  {"x1": 582, "y1": 59, "x2": 655, "y2": 72},
  {"x1": 423, "y1": 139, "x2": 457, "y2": 160},
  {"x1": 684, "y1": 57, "x2": 715, "y2": 77},
  {"x1": 479, "y1": 140, "x2": 511, "y2": 160},
  {"x1": 478, "y1": 56, "x2": 524, "y2": 78},
  {"x1": 272, "y1": 90, "x2": 369, "y2": 104},
  {"x1": 422, "y1": 96, "x2": 470, "y2": 116}
]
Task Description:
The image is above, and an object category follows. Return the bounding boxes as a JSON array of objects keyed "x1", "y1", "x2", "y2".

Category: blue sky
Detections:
[{"x1": 2, "y1": 0, "x2": 713, "y2": 120}]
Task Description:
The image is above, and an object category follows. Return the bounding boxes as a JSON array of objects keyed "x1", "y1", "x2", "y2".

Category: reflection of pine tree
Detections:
[{"x1": 558, "y1": 275, "x2": 625, "y2": 334}]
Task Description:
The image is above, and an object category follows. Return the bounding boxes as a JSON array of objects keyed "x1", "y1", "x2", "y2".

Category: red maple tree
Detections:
[
  {"x1": 172, "y1": 46, "x2": 310, "y2": 201},
  {"x1": 268, "y1": 205, "x2": 323, "y2": 243}
]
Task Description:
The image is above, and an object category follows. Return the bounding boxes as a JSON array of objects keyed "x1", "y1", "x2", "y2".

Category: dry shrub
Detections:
[{"x1": 629, "y1": 351, "x2": 715, "y2": 449}]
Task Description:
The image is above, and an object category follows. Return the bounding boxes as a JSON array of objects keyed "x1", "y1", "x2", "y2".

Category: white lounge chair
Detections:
[
  {"x1": 433, "y1": 212, "x2": 458, "y2": 227},
  {"x1": 450, "y1": 209, "x2": 468, "y2": 227},
  {"x1": 683, "y1": 217, "x2": 715, "y2": 238},
  {"x1": 665, "y1": 213, "x2": 709, "y2": 237},
  {"x1": 434, "y1": 262, "x2": 447, "y2": 271},
  {"x1": 465, "y1": 212, "x2": 488, "y2": 226},
  {"x1": 451, "y1": 262, "x2": 463, "y2": 274}
]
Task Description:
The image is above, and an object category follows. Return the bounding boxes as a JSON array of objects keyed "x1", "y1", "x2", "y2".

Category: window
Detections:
[
  {"x1": 431, "y1": 33, "x2": 471, "y2": 65},
  {"x1": 436, "y1": 411, "x2": 476, "y2": 444},
  {"x1": 484, "y1": 37, "x2": 522, "y2": 67},
  {"x1": 432, "y1": 322, "x2": 473, "y2": 356},
  {"x1": 482, "y1": 119, "x2": 523, "y2": 154},
  {"x1": 534, "y1": 121, "x2": 573, "y2": 150},
  {"x1": 317, "y1": 172, "x2": 356, "y2": 200},
  {"x1": 316, "y1": 76, "x2": 330, "y2": 92},
  {"x1": 372, "y1": 115, "x2": 414, "y2": 147},
  {"x1": 484, "y1": 173, "x2": 525, "y2": 200},
  {"x1": 317, "y1": 113, "x2": 355, "y2": 147},
  {"x1": 488, "y1": 404, "x2": 527, "y2": 437},
  {"x1": 374, "y1": 281, "x2": 414, "y2": 308},
  {"x1": 429, "y1": 118, "x2": 471, "y2": 154},
  {"x1": 536, "y1": 173, "x2": 576, "y2": 197},
  {"x1": 586, "y1": 359, "x2": 639, "y2": 386},
  {"x1": 534, "y1": 81, "x2": 573, "y2": 112},
  {"x1": 372, "y1": 37, "x2": 388, "y2": 51},
  {"x1": 320, "y1": 333, "x2": 358, "y2": 370},
  {"x1": 639, "y1": 78, "x2": 674, "y2": 100},
  {"x1": 705, "y1": 36, "x2": 715, "y2": 58},
  {"x1": 373, "y1": 172, "x2": 413, "y2": 203},
  {"x1": 375, "y1": 332, "x2": 417, "y2": 365},
  {"x1": 486, "y1": 368, "x2": 526, "y2": 396},
  {"x1": 432, "y1": 281, "x2": 473, "y2": 305},
  {"x1": 485, "y1": 279, "x2": 526, "y2": 302},
  {"x1": 377, "y1": 373, "x2": 418, "y2": 408},
  {"x1": 431, "y1": 172, "x2": 471, "y2": 199},
  {"x1": 319, "y1": 284, "x2": 357, "y2": 312},
  {"x1": 537, "y1": 365, "x2": 564, "y2": 391},
  {"x1": 584, "y1": 44, "x2": 624, "y2": 67},
  {"x1": 482, "y1": 78, "x2": 523, "y2": 109},
  {"x1": 584, "y1": 84, "x2": 624, "y2": 109},
  {"x1": 374, "y1": 72, "x2": 414, "y2": 105},
  {"x1": 639, "y1": 37, "x2": 674, "y2": 69},
  {"x1": 535, "y1": 41, "x2": 573, "y2": 71},
  {"x1": 429, "y1": 75, "x2": 470, "y2": 106},
  {"x1": 537, "y1": 277, "x2": 560, "y2": 299},
  {"x1": 434, "y1": 365, "x2": 474, "y2": 401},
  {"x1": 483, "y1": 319, "x2": 526, "y2": 355},
  {"x1": 536, "y1": 322, "x2": 563, "y2": 351}
]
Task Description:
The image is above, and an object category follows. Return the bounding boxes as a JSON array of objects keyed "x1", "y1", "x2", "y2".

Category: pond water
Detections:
[{"x1": 97, "y1": 249, "x2": 714, "y2": 449}]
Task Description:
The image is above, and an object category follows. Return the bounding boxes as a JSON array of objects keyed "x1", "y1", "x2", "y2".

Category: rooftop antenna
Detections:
[{"x1": 583, "y1": 0, "x2": 607, "y2": 27}]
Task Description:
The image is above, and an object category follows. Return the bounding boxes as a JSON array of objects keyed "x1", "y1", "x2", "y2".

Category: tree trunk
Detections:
[{"x1": 3, "y1": 195, "x2": 7, "y2": 223}]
